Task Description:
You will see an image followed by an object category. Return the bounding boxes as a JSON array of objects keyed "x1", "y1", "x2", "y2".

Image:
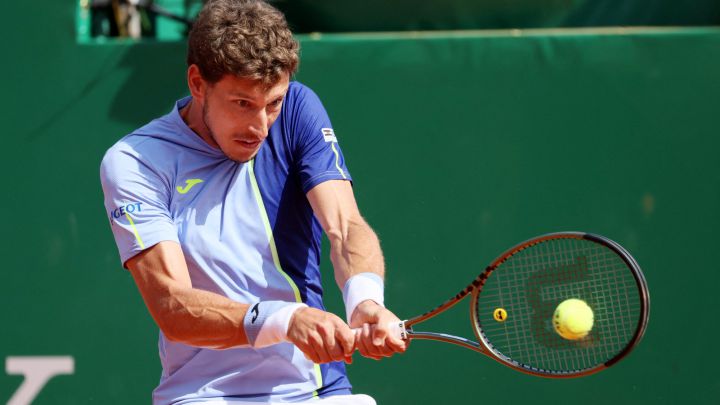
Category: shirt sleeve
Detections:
[
  {"x1": 100, "y1": 143, "x2": 179, "y2": 267},
  {"x1": 289, "y1": 84, "x2": 353, "y2": 193}
]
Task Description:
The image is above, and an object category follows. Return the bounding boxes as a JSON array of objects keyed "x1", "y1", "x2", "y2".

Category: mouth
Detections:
[{"x1": 235, "y1": 139, "x2": 262, "y2": 150}]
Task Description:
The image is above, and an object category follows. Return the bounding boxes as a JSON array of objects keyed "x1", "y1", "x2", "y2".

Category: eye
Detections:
[
  {"x1": 269, "y1": 98, "x2": 283, "y2": 109},
  {"x1": 237, "y1": 100, "x2": 251, "y2": 108}
]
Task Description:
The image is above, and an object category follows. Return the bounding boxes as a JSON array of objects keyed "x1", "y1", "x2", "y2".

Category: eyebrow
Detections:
[{"x1": 229, "y1": 87, "x2": 289, "y2": 101}]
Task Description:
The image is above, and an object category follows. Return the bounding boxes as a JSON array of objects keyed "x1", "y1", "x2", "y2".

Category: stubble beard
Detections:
[
  {"x1": 201, "y1": 99, "x2": 219, "y2": 150},
  {"x1": 201, "y1": 97, "x2": 258, "y2": 163}
]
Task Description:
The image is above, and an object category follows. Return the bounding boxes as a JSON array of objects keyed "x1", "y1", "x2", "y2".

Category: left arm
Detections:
[
  {"x1": 307, "y1": 180, "x2": 407, "y2": 359},
  {"x1": 307, "y1": 180, "x2": 383, "y2": 288}
]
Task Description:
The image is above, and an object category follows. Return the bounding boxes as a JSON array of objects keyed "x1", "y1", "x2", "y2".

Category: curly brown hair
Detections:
[{"x1": 187, "y1": 0, "x2": 299, "y2": 85}]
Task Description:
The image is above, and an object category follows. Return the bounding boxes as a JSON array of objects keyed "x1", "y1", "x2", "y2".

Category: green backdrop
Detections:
[
  {"x1": 76, "y1": 0, "x2": 720, "y2": 41},
  {"x1": 2, "y1": 1, "x2": 720, "y2": 404},
  {"x1": 279, "y1": 0, "x2": 720, "y2": 32}
]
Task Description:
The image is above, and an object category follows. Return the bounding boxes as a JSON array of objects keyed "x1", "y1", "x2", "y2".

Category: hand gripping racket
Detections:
[{"x1": 391, "y1": 232, "x2": 649, "y2": 378}]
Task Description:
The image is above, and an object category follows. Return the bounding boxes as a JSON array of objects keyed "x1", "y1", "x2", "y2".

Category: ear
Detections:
[{"x1": 187, "y1": 64, "x2": 207, "y2": 103}]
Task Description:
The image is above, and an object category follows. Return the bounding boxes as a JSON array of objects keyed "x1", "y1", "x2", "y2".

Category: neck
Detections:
[{"x1": 180, "y1": 98, "x2": 218, "y2": 148}]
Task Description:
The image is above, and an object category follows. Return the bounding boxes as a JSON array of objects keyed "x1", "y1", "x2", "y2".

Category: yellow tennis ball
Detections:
[{"x1": 553, "y1": 298, "x2": 594, "y2": 340}]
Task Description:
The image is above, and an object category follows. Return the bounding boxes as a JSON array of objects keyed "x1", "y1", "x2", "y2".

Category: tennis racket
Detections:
[{"x1": 389, "y1": 231, "x2": 649, "y2": 378}]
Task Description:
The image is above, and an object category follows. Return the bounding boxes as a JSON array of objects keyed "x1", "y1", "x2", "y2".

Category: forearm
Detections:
[
  {"x1": 127, "y1": 242, "x2": 251, "y2": 349},
  {"x1": 151, "y1": 285, "x2": 250, "y2": 349},
  {"x1": 328, "y1": 216, "x2": 385, "y2": 289},
  {"x1": 305, "y1": 180, "x2": 388, "y2": 321}
]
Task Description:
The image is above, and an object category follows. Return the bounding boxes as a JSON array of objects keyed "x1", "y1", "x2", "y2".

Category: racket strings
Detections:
[{"x1": 476, "y1": 237, "x2": 642, "y2": 374}]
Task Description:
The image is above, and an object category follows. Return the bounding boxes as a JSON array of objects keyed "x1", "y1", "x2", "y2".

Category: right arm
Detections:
[
  {"x1": 101, "y1": 148, "x2": 254, "y2": 350},
  {"x1": 126, "y1": 240, "x2": 355, "y2": 363},
  {"x1": 126, "y1": 241, "x2": 250, "y2": 349}
]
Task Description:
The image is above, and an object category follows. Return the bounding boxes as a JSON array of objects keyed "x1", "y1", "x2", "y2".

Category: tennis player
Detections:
[{"x1": 99, "y1": 1, "x2": 405, "y2": 403}]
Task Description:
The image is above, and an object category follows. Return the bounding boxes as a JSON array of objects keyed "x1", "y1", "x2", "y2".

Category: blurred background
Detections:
[{"x1": 2, "y1": 0, "x2": 719, "y2": 403}]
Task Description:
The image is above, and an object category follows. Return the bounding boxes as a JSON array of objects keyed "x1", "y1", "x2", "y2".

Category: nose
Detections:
[{"x1": 249, "y1": 107, "x2": 268, "y2": 137}]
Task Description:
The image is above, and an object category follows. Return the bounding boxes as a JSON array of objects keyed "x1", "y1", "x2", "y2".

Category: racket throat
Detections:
[{"x1": 405, "y1": 330, "x2": 483, "y2": 352}]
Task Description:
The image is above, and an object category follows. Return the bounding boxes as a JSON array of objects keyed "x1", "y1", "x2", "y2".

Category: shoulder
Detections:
[
  {"x1": 286, "y1": 81, "x2": 318, "y2": 101},
  {"x1": 100, "y1": 136, "x2": 167, "y2": 194},
  {"x1": 101, "y1": 133, "x2": 164, "y2": 174},
  {"x1": 101, "y1": 103, "x2": 192, "y2": 176},
  {"x1": 278, "y1": 81, "x2": 333, "y2": 142},
  {"x1": 101, "y1": 135, "x2": 147, "y2": 174},
  {"x1": 282, "y1": 81, "x2": 328, "y2": 119},
  {"x1": 100, "y1": 121, "x2": 181, "y2": 191}
]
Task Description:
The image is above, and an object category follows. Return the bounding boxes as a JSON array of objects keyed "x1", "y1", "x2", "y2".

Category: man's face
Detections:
[{"x1": 200, "y1": 72, "x2": 289, "y2": 162}]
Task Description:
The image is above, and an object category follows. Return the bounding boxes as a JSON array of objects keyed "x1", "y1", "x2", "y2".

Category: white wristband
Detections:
[
  {"x1": 244, "y1": 301, "x2": 308, "y2": 348},
  {"x1": 342, "y1": 273, "x2": 385, "y2": 322}
]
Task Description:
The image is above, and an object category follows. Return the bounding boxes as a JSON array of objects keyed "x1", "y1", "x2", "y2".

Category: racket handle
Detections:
[{"x1": 352, "y1": 320, "x2": 408, "y2": 340}]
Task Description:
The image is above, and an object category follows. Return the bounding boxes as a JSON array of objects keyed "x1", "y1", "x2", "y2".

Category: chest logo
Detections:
[{"x1": 176, "y1": 179, "x2": 204, "y2": 194}]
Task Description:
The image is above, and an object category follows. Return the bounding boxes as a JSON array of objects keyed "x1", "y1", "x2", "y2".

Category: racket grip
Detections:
[{"x1": 352, "y1": 320, "x2": 408, "y2": 340}]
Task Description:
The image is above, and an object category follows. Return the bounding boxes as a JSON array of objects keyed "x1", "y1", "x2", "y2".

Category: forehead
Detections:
[{"x1": 213, "y1": 73, "x2": 290, "y2": 100}]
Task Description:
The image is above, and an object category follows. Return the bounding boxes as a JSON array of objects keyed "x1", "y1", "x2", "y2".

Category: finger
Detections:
[
  {"x1": 326, "y1": 336, "x2": 345, "y2": 363},
  {"x1": 344, "y1": 329, "x2": 362, "y2": 364},
  {"x1": 363, "y1": 324, "x2": 385, "y2": 359},
  {"x1": 385, "y1": 334, "x2": 407, "y2": 353},
  {"x1": 372, "y1": 322, "x2": 388, "y2": 346},
  {"x1": 358, "y1": 335, "x2": 382, "y2": 360},
  {"x1": 320, "y1": 324, "x2": 345, "y2": 362},
  {"x1": 300, "y1": 342, "x2": 321, "y2": 364},
  {"x1": 370, "y1": 323, "x2": 406, "y2": 357},
  {"x1": 368, "y1": 324, "x2": 388, "y2": 357},
  {"x1": 378, "y1": 322, "x2": 407, "y2": 353},
  {"x1": 313, "y1": 347, "x2": 332, "y2": 364},
  {"x1": 336, "y1": 322, "x2": 356, "y2": 358},
  {"x1": 357, "y1": 324, "x2": 381, "y2": 360},
  {"x1": 355, "y1": 328, "x2": 368, "y2": 356},
  {"x1": 309, "y1": 333, "x2": 332, "y2": 364},
  {"x1": 314, "y1": 344, "x2": 333, "y2": 364}
]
